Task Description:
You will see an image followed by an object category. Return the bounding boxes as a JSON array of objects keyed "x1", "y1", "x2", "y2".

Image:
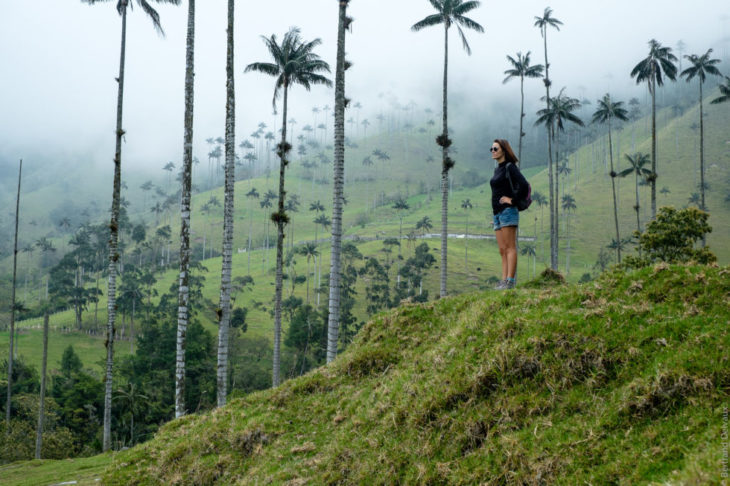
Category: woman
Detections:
[{"x1": 489, "y1": 139, "x2": 528, "y2": 290}]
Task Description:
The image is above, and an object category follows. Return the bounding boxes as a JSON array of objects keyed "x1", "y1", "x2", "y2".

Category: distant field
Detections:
[{"x1": 0, "y1": 329, "x2": 132, "y2": 375}]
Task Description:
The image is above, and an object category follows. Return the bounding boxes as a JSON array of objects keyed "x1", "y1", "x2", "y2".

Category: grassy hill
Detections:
[{"x1": 2, "y1": 262, "x2": 728, "y2": 485}]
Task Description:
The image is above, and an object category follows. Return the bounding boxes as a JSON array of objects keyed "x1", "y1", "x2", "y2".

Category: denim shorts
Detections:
[{"x1": 493, "y1": 206, "x2": 519, "y2": 231}]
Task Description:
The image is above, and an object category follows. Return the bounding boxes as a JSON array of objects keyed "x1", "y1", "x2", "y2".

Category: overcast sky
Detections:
[{"x1": 1, "y1": 0, "x2": 728, "y2": 175}]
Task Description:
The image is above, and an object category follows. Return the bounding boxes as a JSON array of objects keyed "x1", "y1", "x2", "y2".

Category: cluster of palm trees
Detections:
[
  {"x1": 27, "y1": 0, "x2": 721, "y2": 456},
  {"x1": 499, "y1": 7, "x2": 727, "y2": 270}
]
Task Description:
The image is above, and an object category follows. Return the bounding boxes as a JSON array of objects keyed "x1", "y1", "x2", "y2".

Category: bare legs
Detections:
[{"x1": 495, "y1": 226, "x2": 517, "y2": 280}]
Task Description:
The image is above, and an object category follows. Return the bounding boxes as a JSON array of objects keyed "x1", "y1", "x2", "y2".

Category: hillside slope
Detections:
[{"x1": 55, "y1": 263, "x2": 724, "y2": 485}]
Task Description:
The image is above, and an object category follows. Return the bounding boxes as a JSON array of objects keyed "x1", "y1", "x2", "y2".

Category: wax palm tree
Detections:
[
  {"x1": 308, "y1": 199, "x2": 325, "y2": 243},
  {"x1": 711, "y1": 76, "x2": 730, "y2": 105},
  {"x1": 298, "y1": 242, "x2": 319, "y2": 303},
  {"x1": 285, "y1": 195, "x2": 300, "y2": 252},
  {"x1": 175, "y1": 0, "x2": 194, "y2": 420},
  {"x1": 503, "y1": 51, "x2": 544, "y2": 161},
  {"x1": 557, "y1": 160, "x2": 572, "y2": 195},
  {"x1": 532, "y1": 190, "x2": 547, "y2": 232},
  {"x1": 260, "y1": 197, "x2": 273, "y2": 254},
  {"x1": 245, "y1": 27, "x2": 331, "y2": 387},
  {"x1": 535, "y1": 88, "x2": 583, "y2": 268},
  {"x1": 245, "y1": 187, "x2": 259, "y2": 273},
  {"x1": 681, "y1": 49, "x2": 721, "y2": 221},
  {"x1": 313, "y1": 213, "x2": 331, "y2": 309},
  {"x1": 592, "y1": 93, "x2": 629, "y2": 263},
  {"x1": 619, "y1": 153, "x2": 652, "y2": 251},
  {"x1": 82, "y1": 0, "x2": 181, "y2": 448},
  {"x1": 216, "y1": 0, "x2": 236, "y2": 408},
  {"x1": 412, "y1": 0, "x2": 484, "y2": 298},
  {"x1": 630, "y1": 39, "x2": 678, "y2": 219},
  {"x1": 530, "y1": 190, "x2": 548, "y2": 261},
  {"x1": 326, "y1": 0, "x2": 351, "y2": 363},
  {"x1": 362, "y1": 156, "x2": 374, "y2": 208},
  {"x1": 113, "y1": 382, "x2": 148, "y2": 446},
  {"x1": 6, "y1": 160, "x2": 21, "y2": 430},
  {"x1": 561, "y1": 194, "x2": 576, "y2": 276},
  {"x1": 534, "y1": 6, "x2": 562, "y2": 270},
  {"x1": 35, "y1": 307, "x2": 50, "y2": 458},
  {"x1": 416, "y1": 215, "x2": 433, "y2": 236},
  {"x1": 460, "y1": 199, "x2": 472, "y2": 266},
  {"x1": 162, "y1": 161, "x2": 175, "y2": 189},
  {"x1": 519, "y1": 243, "x2": 536, "y2": 279},
  {"x1": 608, "y1": 236, "x2": 632, "y2": 260},
  {"x1": 392, "y1": 197, "x2": 410, "y2": 257}
]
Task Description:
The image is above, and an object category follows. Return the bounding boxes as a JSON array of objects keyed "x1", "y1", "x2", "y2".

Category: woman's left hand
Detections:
[{"x1": 499, "y1": 196, "x2": 513, "y2": 205}]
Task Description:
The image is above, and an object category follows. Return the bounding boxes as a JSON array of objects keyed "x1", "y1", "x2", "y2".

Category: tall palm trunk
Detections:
[
  {"x1": 542, "y1": 27, "x2": 558, "y2": 270},
  {"x1": 272, "y1": 85, "x2": 290, "y2": 388},
  {"x1": 565, "y1": 213, "x2": 571, "y2": 276},
  {"x1": 247, "y1": 200, "x2": 253, "y2": 273},
  {"x1": 518, "y1": 75, "x2": 525, "y2": 162},
  {"x1": 217, "y1": 0, "x2": 235, "y2": 407},
  {"x1": 547, "y1": 125, "x2": 556, "y2": 269},
  {"x1": 650, "y1": 70, "x2": 657, "y2": 219},
  {"x1": 554, "y1": 130, "x2": 560, "y2": 252},
  {"x1": 175, "y1": 0, "x2": 195, "y2": 418},
  {"x1": 103, "y1": 2, "x2": 128, "y2": 451},
  {"x1": 326, "y1": 0, "x2": 348, "y2": 364},
  {"x1": 35, "y1": 311, "x2": 49, "y2": 458},
  {"x1": 696, "y1": 82, "x2": 704, "y2": 208},
  {"x1": 306, "y1": 256, "x2": 311, "y2": 303},
  {"x1": 607, "y1": 117, "x2": 621, "y2": 262},
  {"x1": 75, "y1": 266, "x2": 82, "y2": 329},
  {"x1": 464, "y1": 212, "x2": 469, "y2": 267},
  {"x1": 6, "y1": 159, "x2": 21, "y2": 430},
  {"x1": 634, "y1": 171, "x2": 641, "y2": 236},
  {"x1": 439, "y1": 22, "x2": 450, "y2": 298}
]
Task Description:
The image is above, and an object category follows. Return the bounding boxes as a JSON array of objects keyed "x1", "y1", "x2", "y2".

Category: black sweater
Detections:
[{"x1": 490, "y1": 162, "x2": 529, "y2": 214}]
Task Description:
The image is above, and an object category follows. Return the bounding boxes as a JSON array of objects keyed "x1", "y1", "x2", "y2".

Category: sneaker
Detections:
[
  {"x1": 506, "y1": 279, "x2": 516, "y2": 289},
  {"x1": 494, "y1": 279, "x2": 508, "y2": 290}
]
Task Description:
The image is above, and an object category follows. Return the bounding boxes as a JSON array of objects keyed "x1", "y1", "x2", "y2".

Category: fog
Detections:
[{"x1": 0, "y1": 0, "x2": 728, "y2": 177}]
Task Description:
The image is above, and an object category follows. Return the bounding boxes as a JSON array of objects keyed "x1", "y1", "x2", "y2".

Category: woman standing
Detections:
[{"x1": 489, "y1": 139, "x2": 528, "y2": 289}]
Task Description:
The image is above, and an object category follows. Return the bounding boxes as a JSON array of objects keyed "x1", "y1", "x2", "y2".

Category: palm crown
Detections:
[
  {"x1": 591, "y1": 94, "x2": 629, "y2": 125},
  {"x1": 534, "y1": 7, "x2": 563, "y2": 34},
  {"x1": 82, "y1": 0, "x2": 180, "y2": 34},
  {"x1": 411, "y1": 0, "x2": 484, "y2": 55},
  {"x1": 503, "y1": 51, "x2": 544, "y2": 84},
  {"x1": 536, "y1": 88, "x2": 584, "y2": 132},
  {"x1": 681, "y1": 48, "x2": 722, "y2": 84},
  {"x1": 631, "y1": 39, "x2": 678, "y2": 92},
  {"x1": 245, "y1": 27, "x2": 332, "y2": 111},
  {"x1": 618, "y1": 153, "x2": 652, "y2": 179}
]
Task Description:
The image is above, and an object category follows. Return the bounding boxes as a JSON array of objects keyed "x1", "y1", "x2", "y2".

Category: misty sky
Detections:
[{"x1": 1, "y1": 0, "x2": 728, "y2": 175}]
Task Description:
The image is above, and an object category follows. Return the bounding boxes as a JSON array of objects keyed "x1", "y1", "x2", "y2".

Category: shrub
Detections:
[{"x1": 624, "y1": 206, "x2": 716, "y2": 267}]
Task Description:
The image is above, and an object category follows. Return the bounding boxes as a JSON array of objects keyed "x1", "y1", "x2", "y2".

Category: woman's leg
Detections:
[
  {"x1": 495, "y1": 228, "x2": 508, "y2": 279},
  {"x1": 502, "y1": 226, "x2": 518, "y2": 278}
]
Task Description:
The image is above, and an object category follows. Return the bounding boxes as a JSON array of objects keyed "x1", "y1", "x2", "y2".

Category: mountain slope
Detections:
[{"x1": 87, "y1": 263, "x2": 730, "y2": 485}]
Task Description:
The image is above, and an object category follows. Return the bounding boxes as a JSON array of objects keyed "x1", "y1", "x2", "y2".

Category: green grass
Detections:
[
  {"x1": 6, "y1": 263, "x2": 722, "y2": 485},
  {"x1": 0, "y1": 454, "x2": 111, "y2": 486}
]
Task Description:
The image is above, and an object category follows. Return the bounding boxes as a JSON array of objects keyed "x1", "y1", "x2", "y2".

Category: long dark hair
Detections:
[{"x1": 494, "y1": 139, "x2": 519, "y2": 165}]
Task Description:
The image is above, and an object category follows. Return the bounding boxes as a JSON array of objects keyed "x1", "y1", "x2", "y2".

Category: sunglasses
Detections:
[{"x1": 490, "y1": 147, "x2": 501, "y2": 152}]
